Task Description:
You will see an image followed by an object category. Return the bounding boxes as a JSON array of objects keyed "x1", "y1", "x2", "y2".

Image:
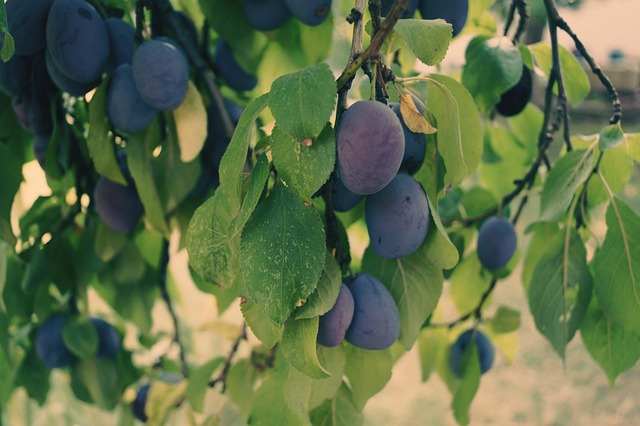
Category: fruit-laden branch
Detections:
[
  {"x1": 337, "y1": 0, "x2": 368, "y2": 116},
  {"x1": 208, "y1": 322, "x2": 248, "y2": 392}
]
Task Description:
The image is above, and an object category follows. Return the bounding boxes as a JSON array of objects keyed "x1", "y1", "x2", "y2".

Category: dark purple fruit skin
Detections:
[
  {"x1": 214, "y1": 40, "x2": 257, "y2": 92},
  {"x1": 12, "y1": 96, "x2": 32, "y2": 130},
  {"x1": 331, "y1": 175, "x2": 362, "y2": 212},
  {"x1": 449, "y1": 329, "x2": 495, "y2": 378},
  {"x1": 318, "y1": 284, "x2": 355, "y2": 347},
  {"x1": 477, "y1": 216, "x2": 517, "y2": 270},
  {"x1": 365, "y1": 174, "x2": 430, "y2": 259},
  {"x1": 105, "y1": 18, "x2": 136, "y2": 69},
  {"x1": 0, "y1": 54, "x2": 32, "y2": 98},
  {"x1": 108, "y1": 64, "x2": 158, "y2": 133},
  {"x1": 45, "y1": 50, "x2": 97, "y2": 96},
  {"x1": 391, "y1": 103, "x2": 426, "y2": 175},
  {"x1": 132, "y1": 40, "x2": 189, "y2": 111},
  {"x1": 337, "y1": 101, "x2": 405, "y2": 195},
  {"x1": 46, "y1": 0, "x2": 110, "y2": 83},
  {"x1": 381, "y1": 0, "x2": 418, "y2": 18},
  {"x1": 6, "y1": 0, "x2": 54, "y2": 56},
  {"x1": 33, "y1": 134, "x2": 50, "y2": 167},
  {"x1": 93, "y1": 177, "x2": 143, "y2": 233},
  {"x1": 132, "y1": 384, "x2": 150, "y2": 422},
  {"x1": 346, "y1": 273, "x2": 400, "y2": 350},
  {"x1": 243, "y1": 0, "x2": 292, "y2": 31},
  {"x1": 29, "y1": 53, "x2": 55, "y2": 137},
  {"x1": 90, "y1": 318, "x2": 121, "y2": 359},
  {"x1": 284, "y1": 0, "x2": 332, "y2": 27},
  {"x1": 496, "y1": 66, "x2": 533, "y2": 117},
  {"x1": 419, "y1": 0, "x2": 469, "y2": 37},
  {"x1": 35, "y1": 314, "x2": 75, "y2": 369}
]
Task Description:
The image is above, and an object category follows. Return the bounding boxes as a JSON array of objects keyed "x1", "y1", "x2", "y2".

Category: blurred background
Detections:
[{"x1": 4, "y1": 0, "x2": 640, "y2": 424}]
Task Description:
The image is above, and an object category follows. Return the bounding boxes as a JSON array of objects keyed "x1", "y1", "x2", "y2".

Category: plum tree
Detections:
[
  {"x1": 477, "y1": 216, "x2": 517, "y2": 270},
  {"x1": 365, "y1": 174, "x2": 430, "y2": 259},
  {"x1": 105, "y1": 18, "x2": 136, "y2": 69},
  {"x1": 419, "y1": 0, "x2": 469, "y2": 37},
  {"x1": 108, "y1": 64, "x2": 158, "y2": 133},
  {"x1": 46, "y1": 0, "x2": 110, "y2": 84},
  {"x1": 243, "y1": 0, "x2": 292, "y2": 31},
  {"x1": 45, "y1": 50, "x2": 96, "y2": 96},
  {"x1": 346, "y1": 274, "x2": 400, "y2": 350},
  {"x1": 131, "y1": 384, "x2": 150, "y2": 422},
  {"x1": 496, "y1": 66, "x2": 533, "y2": 117},
  {"x1": 35, "y1": 314, "x2": 75, "y2": 369},
  {"x1": 90, "y1": 318, "x2": 121, "y2": 359},
  {"x1": 331, "y1": 175, "x2": 363, "y2": 212},
  {"x1": 214, "y1": 40, "x2": 258, "y2": 92},
  {"x1": 6, "y1": 0, "x2": 54, "y2": 56},
  {"x1": 93, "y1": 177, "x2": 144, "y2": 233},
  {"x1": 337, "y1": 100, "x2": 405, "y2": 195},
  {"x1": 391, "y1": 103, "x2": 426, "y2": 174},
  {"x1": 132, "y1": 39, "x2": 189, "y2": 111},
  {"x1": 449, "y1": 329, "x2": 495, "y2": 377},
  {"x1": 0, "y1": 54, "x2": 31, "y2": 98},
  {"x1": 317, "y1": 284, "x2": 355, "y2": 347},
  {"x1": 284, "y1": 0, "x2": 332, "y2": 27},
  {"x1": 381, "y1": 0, "x2": 418, "y2": 18}
]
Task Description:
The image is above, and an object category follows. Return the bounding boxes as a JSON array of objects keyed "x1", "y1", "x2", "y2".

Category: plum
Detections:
[
  {"x1": 346, "y1": 274, "x2": 400, "y2": 350},
  {"x1": 132, "y1": 39, "x2": 189, "y2": 111},
  {"x1": 214, "y1": 40, "x2": 257, "y2": 92},
  {"x1": 477, "y1": 216, "x2": 517, "y2": 270},
  {"x1": 284, "y1": 0, "x2": 332, "y2": 27},
  {"x1": 496, "y1": 66, "x2": 533, "y2": 117},
  {"x1": 131, "y1": 383, "x2": 150, "y2": 422},
  {"x1": 419, "y1": 0, "x2": 469, "y2": 37},
  {"x1": 381, "y1": 0, "x2": 418, "y2": 18},
  {"x1": 45, "y1": 50, "x2": 97, "y2": 96},
  {"x1": 449, "y1": 329, "x2": 495, "y2": 377},
  {"x1": 243, "y1": 0, "x2": 291, "y2": 31},
  {"x1": 331, "y1": 175, "x2": 363, "y2": 212},
  {"x1": 318, "y1": 284, "x2": 355, "y2": 347},
  {"x1": 337, "y1": 101, "x2": 405, "y2": 195},
  {"x1": 29, "y1": 54, "x2": 55, "y2": 137},
  {"x1": 93, "y1": 176, "x2": 143, "y2": 233},
  {"x1": 6, "y1": 0, "x2": 54, "y2": 55},
  {"x1": 0, "y1": 54, "x2": 32, "y2": 98},
  {"x1": 105, "y1": 18, "x2": 136, "y2": 68},
  {"x1": 108, "y1": 64, "x2": 158, "y2": 133},
  {"x1": 46, "y1": 0, "x2": 110, "y2": 83},
  {"x1": 391, "y1": 103, "x2": 426, "y2": 175},
  {"x1": 35, "y1": 314, "x2": 75, "y2": 369},
  {"x1": 90, "y1": 318, "x2": 121, "y2": 359},
  {"x1": 365, "y1": 174, "x2": 430, "y2": 259}
]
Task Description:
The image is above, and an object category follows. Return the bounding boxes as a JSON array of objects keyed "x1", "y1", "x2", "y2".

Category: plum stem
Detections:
[{"x1": 503, "y1": 0, "x2": 528, "y2": 45}]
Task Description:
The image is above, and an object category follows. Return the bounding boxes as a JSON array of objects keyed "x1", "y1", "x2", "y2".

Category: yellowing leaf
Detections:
[
  {"x1": 399, "y1": 93, "x2": 436, "y2": 134},
  {"x1": 173, "y1": 82, "x2": 207, "y2": 162}
]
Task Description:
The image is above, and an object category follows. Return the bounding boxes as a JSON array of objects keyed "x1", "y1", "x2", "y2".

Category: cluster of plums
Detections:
[
  {"x1": 383, "y1": 0, "x2": 469, "y2": 36},
  {"x1": 243, "y1": 0, "x2": 332, "y2": 32},
  {"x1": 35, "y1": 314, "x2": 121, "y2": 368}
]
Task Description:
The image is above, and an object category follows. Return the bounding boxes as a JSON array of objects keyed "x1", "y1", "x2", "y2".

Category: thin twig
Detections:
[{"x1": 209, "y1": 323, "x2": 248, "y2": 392}]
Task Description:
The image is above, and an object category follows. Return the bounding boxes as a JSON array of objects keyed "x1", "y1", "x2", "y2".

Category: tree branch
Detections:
[{"x1": 208, "y1": 323, "x2": 248, "y2": 392}]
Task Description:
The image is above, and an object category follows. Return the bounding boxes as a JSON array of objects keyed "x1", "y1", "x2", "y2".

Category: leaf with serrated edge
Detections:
[
  {"x1": 344, "y1": 344, "x2": 392, "y2": 411},
  {"x1": 394, "y1": 19, "x2": 452, "y2": 66}
]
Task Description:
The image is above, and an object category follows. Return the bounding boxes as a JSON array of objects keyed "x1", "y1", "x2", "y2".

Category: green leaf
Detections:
[
  {"x1": 236, "y1": 154, "x2": 270, "y2": 229},
  {"x1": 362, "y1": 245, "x2": 444, "y2": 349},
  {"x1": 489, "y1": 306, "x2": 521, "y2": 334},
  {"x1": 423, "y1": 195, "x2": 460, "y2": 270},
  {"x1": 310, "y1": 385, "x2": 363, "y2": 426},
  {"x1": 580, "y1": 299, "x2": 640, "y2": 384},
  {"x1": 296, "y1": 252, "x2": 342, "y2": 320},
  {"x1": 272, "y1": 125, "x2": 335, "y2": 199},
  {"x1": 599, "y1": 123, "x2": 625, "y2": 151},
  {"x1": 450, "y1": 255, "x2": 492, "y2": 314},
  {"x1": 461, "y1": 187, "x2": 498, "y2": 219},
  {"x1": 241, "y1": 184, "x2": 325, "y2": 324},
  {"x1": 75, "y1": 357, "x2": 121, "y2": 410},
  {"x1": 528, "y1": 231, "x2": 593, "y2": 357},
  {"x1": 0, "y1": 141, "x2": 22, "y2": 244},
  {"x1": 1, "y1": 32, "x2": 14, "y2": 62},
  {"x1": 530, "y1": 42, "x2": 591, "y2": 106},
  {"x1": 241, "y1": 301, "x2": 283, "y2": 349},
  {"x1": 186, "y1": 357, "x2": 225, "y2": 412},
  {"x1": 427, "y1": 74, "x2": 483, "y2": 186},
  {"x1": 452, "y1": 340, "x2": 481, "y2": 426},
  {"x1": 309, "y1": 346, "x2": 346, "y2": 410},
  {"x1": 281, "y1": 317, "x2": 329, "y2": 379},
  {"x1": 172, "y1": 82, "x2": 207, "y2": 162},
  {"x1": 462, "y1": 36, "x2": 523, "y2": 111},
  {"x1": 226, "y1": 359, "x2": 258, "y2": 417},
  {"x1": 146, "y1": 380, "x2": 188, "y2": 426},
  {"x1": 94, "y1": 221, "x2": 128, "y2": 262},
  {"x1": 299, "y1": 15, "x2": 334, "y2": 63},
  {"x1": 87, "y1": 80, "x2": 127, "y2": 185},
  {"x1": 344, "y1": 344, "x2": 392, "y2": 410},
  {"x1": 16, "y1": 347, "x2": 50, "y2": 405},
  {"x1": 417, "y1": 327, "x2": 448, "y2": 383},
  {"x1": 521, "y1": 222, "x2": 559, "y2": 290},
  {"x1": 63, "y1": 317, "x2": 99, "y2": 359},
  {"x1": 393, "y1": 19, "x2": 452, "y2": 66},
  {"x1": 592, "y1": 196, "x2": 640, "y2": 333},
  {"x1": 588, "y1": 142, "x2": 633, "y2": 205},
  {"x1": 268, "y1": 63, "x2": 336, "y2": 140},
  {"x1": 539, "y1": 149, "x2": 597, "y2": 222}
]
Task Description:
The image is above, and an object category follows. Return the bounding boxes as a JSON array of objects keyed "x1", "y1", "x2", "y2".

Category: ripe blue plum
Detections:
[
  {"x1": 318, "y1": 284, "x2": 355, "y2": 347},
  {"x1": 337, "y1": 101, "x2": 405, "y2": 195},
  {"x1": 496, "y1": 66, "x2": 533, "y2": 117},
  {"x1": 93, "y1": 177, "x2": 143, "y2": 233},
  {"x1": 29, "y1": 54, "x2": 55, "y2": 137},
  {"x1": 449, "y1": 329, "x2": 495, "y2": 377},
  {"x1": 346, "y1": 274, "x2": 400, "y2": 350},
  {"x1": 46, "y1": 0, "x2": 110, "y2": 83},
  {"x1": 132, "y1": 39, "x2": 189, "y2": 111},
  {"x1": 365, "y1": 174, "x2": 430, "y2": 259},
  {"x1": 214, "y1": 40, "x2": 258, "y2": 92},
  {"x1": 331, "y1": 175, "x2": 362, "y2": 212},
  {"x1": 45, "y1": 50, "x2": 96, "y2": 96},
  {"x1": 381, "y1": 0, "x2": 418, "y2": 18},
  {"x1": 284, "y1": 0, "x2": 332, "y2": 26},
  {"x1": 243, "y1": 0, "x2": 292, "y2": 31},
  {"x1": 36, "y1": 314, "x2": 75, "y2": 369},
  {"x1": 6, "y1": 0, "x2": 54, "y2": 55},
  {"x1": 90, "y1": 318, "x2": 121, "y2": 359},
  {"x1": 105, "y1": 18, "x2": 136, "y2": 68},
  {"x1": 108, "y1": 64, "x2": 158, "y2": 133},
  {"x1": 0, "y1": 54, "x2": 32, "y2": 97},
  {"x1": 131, "y1": 384, "x2": 150, "y2": 422},
  {"x1": 477, "y1": 216, "x2": 517, "y2": 270},
  {"x1": 391, "y1": 103, "x2": 426, "y2": 174},
  {"x1": 419, "y1": 0, "x2": 469, "y2": 37}
]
